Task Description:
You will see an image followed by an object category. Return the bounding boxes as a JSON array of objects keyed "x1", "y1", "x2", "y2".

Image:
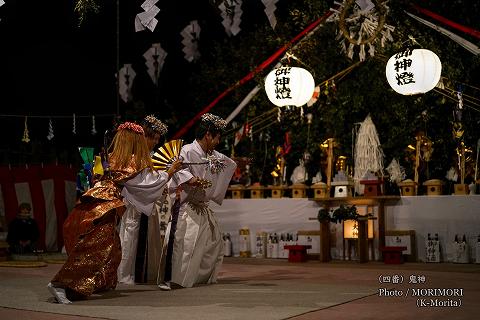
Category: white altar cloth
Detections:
[{"x1": 212, "y1": 196, "x2": 480, "y2": 262}]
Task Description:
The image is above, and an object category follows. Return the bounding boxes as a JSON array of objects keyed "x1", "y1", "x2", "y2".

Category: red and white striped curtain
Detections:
[{"x1": 0, "y1": 165, "x2": 77, "y2": 251}]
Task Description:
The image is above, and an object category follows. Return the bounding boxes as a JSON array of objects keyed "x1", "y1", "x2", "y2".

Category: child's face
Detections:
[{"x1": 19, "y1": 207, "x2": 31, "y2": 218}]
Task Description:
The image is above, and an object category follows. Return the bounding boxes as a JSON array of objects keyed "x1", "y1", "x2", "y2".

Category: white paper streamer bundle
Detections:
[
  {"x1": 386, "y1": 158, "x2": 405, "y2": 183},
  {"x1": 354, "y1": 114, "x2": 384, "y2": 193}
]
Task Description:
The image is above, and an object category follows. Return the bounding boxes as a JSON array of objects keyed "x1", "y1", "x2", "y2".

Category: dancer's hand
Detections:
[
  {"x1": 187, "y1": 176, "x2": 200, "y2": 186},
  {"x1": 167, "y1": 158, "x2": 183, "y2": 177}
]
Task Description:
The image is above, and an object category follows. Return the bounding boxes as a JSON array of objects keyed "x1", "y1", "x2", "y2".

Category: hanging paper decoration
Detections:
[
  {"x1": 386, "y1": 158, "x2": 405, "y2": 184},
  {"x1": 306, "y1": 86, "x2": 321, "y2": 107},
  {"x1": 452, "y1": 85, "x2": 465, "y2": 184},
  {"x1": 261, "y1": 0, "x2": 279, "y2": 30},
  {"x1": 172, "y1": 9, "x2": 334, "y2": 139},
  {"x1": 144, "y1": 43, "x2": 167, "y2": 86},
  {"x1": 283, "y1": 131, "x2": 292, "y2": 155},
  {"x1": 22, "y1": 116, "x2": 30, "y2": 143},
  {"x1": 0, "y1": 0, "x2": 5, "y2": 8},
  {"x1": 180, "y1": 20, "x2": 201, "y2": 62},
  {"x1": 453, "y1": 86, "x2": 464, "y2": 131},
  {"x1": 135, "y1": 0, "x2": 160, "y2": 32},
  {"x1": 385, "y1": 48, "x2": 442, "y2": 95},
  {"x1": 218, "y1": 0, "x2": 243, "y2": 36},
  {"x1": 47, "y1": 118, "x2": 54, "y2": 140},
  {"x1": 456, "y1": 90, "x2": 463, "y2": 113},
  {"x1": 72, "y1": 113, "x2": 77, "y2": 134},
  {"x1": 234, "y1": 122, "x2": 251, "y2": 146},
  {"x1": 91, "y1": 115, "x2": 97, "y2": 135},
  {"x1": 328, "y1": 0, "x2": 394, "y2": 61},
  {"x1": 354, "y1": 114, "x2": 384, "y2": 194},
  {"x1": 265, "y1": 66, "x2": 315, "y2": 107},
  {"x1": 118, "y1": 63, "x2": 136, "y2": 103}
]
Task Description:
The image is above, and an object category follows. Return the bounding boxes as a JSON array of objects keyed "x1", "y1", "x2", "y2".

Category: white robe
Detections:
[
  {"x1": 168, "y1": 140, "x2": 236, "y2": 287},
  {"x1": 117, "y1": 169, "x2": 170, "y2": 285}
]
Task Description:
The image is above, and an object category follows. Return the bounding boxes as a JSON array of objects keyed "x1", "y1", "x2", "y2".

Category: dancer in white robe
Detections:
[
  {"x1": 161, "y1": 113, "x2": 236, "y2": 289},
  {"x1": 117, "y1": 115, "x2": 170, "y2": 285}
]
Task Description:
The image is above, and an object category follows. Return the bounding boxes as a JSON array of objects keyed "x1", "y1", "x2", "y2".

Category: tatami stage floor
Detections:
[{"x1": 1, "y1": 257, "x2": 479, "y2": 320}]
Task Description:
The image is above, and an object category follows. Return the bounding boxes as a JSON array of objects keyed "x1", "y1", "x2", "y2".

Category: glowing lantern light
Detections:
[
  {"x1": 265, "y1": 67, "x2": 315, "y2": 106},
  {"x1": 343, "y1": 219, "x2": 374, "y2": 239},
  {"x1": 385, "y1": 48, "x2": 441, "y2": 95}
]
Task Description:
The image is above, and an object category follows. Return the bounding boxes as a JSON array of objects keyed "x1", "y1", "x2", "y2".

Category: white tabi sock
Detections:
[{"x1": 47, "y1": 282, "x2": 72, "y2": 304}]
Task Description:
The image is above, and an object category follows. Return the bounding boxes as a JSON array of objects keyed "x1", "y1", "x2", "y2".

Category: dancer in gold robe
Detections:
[{"x1": 48, "y1": 121, "x2": 182, "y2": 303}]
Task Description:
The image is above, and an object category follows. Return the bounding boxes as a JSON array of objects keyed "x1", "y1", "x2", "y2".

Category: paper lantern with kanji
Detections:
[
  {"x1": 265, "y1": 67, "x2": 315, "y2": 106},
  {"x1": 385, "y1": 49, "x2": 441, "y2": 95}
]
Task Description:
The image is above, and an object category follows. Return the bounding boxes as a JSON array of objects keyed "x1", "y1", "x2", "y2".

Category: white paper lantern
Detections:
[
  {"x1": 265, "y1": 67, "x2": 315, "y2": 106},
  {"x1": 385, "y1": 49, "x2": 441, "y2": 95}
]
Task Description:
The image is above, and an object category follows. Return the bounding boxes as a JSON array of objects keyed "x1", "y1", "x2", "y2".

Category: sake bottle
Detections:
[
  {"x1": 224, "y1": 233, "x2": 232, "y2": 257},
  {"x1": 266, "y1": 234, "x2": 273, "y2": 258},
  {"x1": 271, "y1": 233, "x2": 278, "y2": 258},
  {"x1": 255, "y1": 232, "x2": 264, "y2": 258},
  {"x1": 239, "y1": 228, "x2": 251, "y2": 257},
  {"x1": 476, "y1": 235, "x2": 480, "y2": 264}
]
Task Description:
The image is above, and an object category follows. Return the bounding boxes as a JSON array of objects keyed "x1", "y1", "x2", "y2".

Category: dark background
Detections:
[
  {"x1": 0, "y1": 0, "x2": 479, "y2": 187},
  {"x1": 0, "y1": 0, "x2": 289, "y2": 165}
]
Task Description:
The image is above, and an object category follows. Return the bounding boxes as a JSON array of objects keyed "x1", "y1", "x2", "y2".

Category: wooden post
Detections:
[
  {"x1": 319, "y1": 220, "x2": 331, "y2": 262},
  {"x1": 461, "y1": 141, "x2": 465, "y2": 185},
  {"x1": 378, "y1": 200, "x2": 385, "y2": 260},
  {"x1": 357, "y1": 218, "x2": 368, "y2": 263}
]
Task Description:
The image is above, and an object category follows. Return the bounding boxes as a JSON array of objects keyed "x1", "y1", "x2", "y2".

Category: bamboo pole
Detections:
[
  {"x1": 326, "y1": 138, "x2": 334, "y2": 195},
  {"x1": 414, "y1": 135, "x2": 421, "y2": 195}
]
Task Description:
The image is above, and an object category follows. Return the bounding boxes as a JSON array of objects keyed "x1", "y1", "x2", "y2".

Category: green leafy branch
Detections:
[
  {"x1": 74, "y1": 0, "x2": 100, "y2": 26},
  {"x1": 318, "y1": 205, "x2": 370, "y2": 223}
]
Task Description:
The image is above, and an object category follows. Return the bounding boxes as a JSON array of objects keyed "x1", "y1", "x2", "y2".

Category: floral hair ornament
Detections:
[
  {"x1": 200, "y1": 113, "x2": 227, "y2": 131},
  {"x1": 143, "y1": 114, "x2": 168, "y2": 136},
  {"x1": 118, "y1": 122, "x2": 145, "y2": 135}
]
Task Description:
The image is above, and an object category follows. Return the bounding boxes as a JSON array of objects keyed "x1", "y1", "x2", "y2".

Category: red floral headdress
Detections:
[{"x1": 117, "y1": 122, "x2": 145, "y2": 135}]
